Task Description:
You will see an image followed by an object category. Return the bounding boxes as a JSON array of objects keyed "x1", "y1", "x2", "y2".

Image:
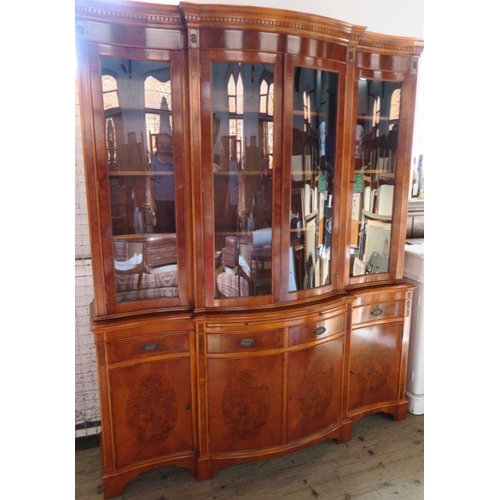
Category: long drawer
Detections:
[
  {"x1": 206, "y1": 330, "x2": 283, "y2": 354},
  {"x1": 107, "y1": 332, "x2": 190, "y2": 364},
  {"x1": 288, "y1": 315, "x2": 344, "y2": 347},
  {"x1": 352, "y1": 301, "x2": 405, "y2": 326}
]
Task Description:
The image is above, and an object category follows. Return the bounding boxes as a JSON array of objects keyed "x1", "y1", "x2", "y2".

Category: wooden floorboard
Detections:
[{"x1": 75, "y1": 413, "x2": 424, "y2": 499}]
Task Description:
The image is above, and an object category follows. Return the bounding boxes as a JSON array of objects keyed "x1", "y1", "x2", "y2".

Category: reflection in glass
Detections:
[
  {"x1": 289, "y1": 67, "x2": 338, "y2": 292},
  {"x1": 211, "y1": 62, "x2": 274, "y2": 298},
  {"x1": 350, "y1": 79, "x2": 402, "y2": 277},
  {"x1": 100, "y1": 56, "x2": 179, "y2": 302}
]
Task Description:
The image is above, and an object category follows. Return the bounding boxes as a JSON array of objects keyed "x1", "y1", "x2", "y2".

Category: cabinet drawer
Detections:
[
  {"x1": 288, "y1": 315, "x2": 344, "y2": 347},
  {"x1": 352, "y1": 301, "x2": 404, "y2": 326},
  {"x1": 107, "y1": 332, "x2": 189, "y2": 364},
  {"x1": 207, "y1": 330, "x2": 283, "y2": 354},
  {"x1": 352, "y1": 289, "x2": 408, "y2": 308}
]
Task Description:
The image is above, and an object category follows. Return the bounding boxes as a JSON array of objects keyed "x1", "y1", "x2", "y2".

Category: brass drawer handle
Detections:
[
  {"x1": 142, "y1": 342, "x2": 158, "y2": 352},
  {"x1": 314, "y1": 326, "x2": 327, "y2": 336},
  {"x1": 371, "y1": 308, "x2": 383, "y2": 317},
  {"x1": 239, "y1": 338, "x2": 256, "y2": 348}
]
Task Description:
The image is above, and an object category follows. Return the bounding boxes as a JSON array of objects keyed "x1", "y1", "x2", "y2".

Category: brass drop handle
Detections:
[
  {"x1": 142, "y1": 342, "x2": 158, "y2": 352},
  {"x1": 371, "y1": 308, "x2": 383, "y2": 317},
  {"x1": 314, "y1": 326, "x2": 327, "y2": 336},
  {"x1": 239, "y1": 338, "x2": 256, "y2": 348}
]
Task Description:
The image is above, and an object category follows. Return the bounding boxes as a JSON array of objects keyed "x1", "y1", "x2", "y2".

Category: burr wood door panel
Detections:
[
  {"x1": 348, "y1": 321, "x2": 404, "y2": 412},
  {"x1": 207, "y1": 354, "x2": 284, "y2": 453},
  {"x1": 287, "y1": 336, "x2": 344, "y2": 442},
  {"x1": 108, "y1": 357, "x2": 193, "y2": 469}
]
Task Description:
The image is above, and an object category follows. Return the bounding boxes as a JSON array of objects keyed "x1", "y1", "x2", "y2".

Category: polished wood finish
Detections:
[
  {"x1": 91, "y1": 312, "x2": 197, "y2": 499},
  {"x1": 347, "y1": 284, "x2": 416, "y2": 422},
  {"x1": 75, "y1": 2, "x2": 423, "y2": 498}
]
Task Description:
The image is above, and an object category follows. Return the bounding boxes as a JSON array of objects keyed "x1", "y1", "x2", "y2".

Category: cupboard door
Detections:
[
  {"x1": 200, "y1": 53, "x2": 283, "y2": 306},
  {"x1": 349, "y1": 76, "x2": 402, "y2": 279},
  {"x1": 348, "y1": 322, "x2": 404, "y2": 412},
  {"x1": 287, "y1": 336, "x2": 343, "y2": 442},
  {"x1": 284, "y1": 59, "x2": 344, "y2": 297},
  {"x1": 348, "y1": 57, "x2": 418, "y2": 285},
  {"x1": 79, "y1": 38, "x2": 191, "y2": 316},
  {"x1": 207, "y1": 354, "x2": 283, "y2": 452},
  {"x1": 108, "y1": 357, "x2": 193, "y2": 469},
  {"x1": 100, "y1": 53, "x2": 188, "y2": 308}
]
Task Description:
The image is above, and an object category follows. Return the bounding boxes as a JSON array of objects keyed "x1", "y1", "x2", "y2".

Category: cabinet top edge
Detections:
[
  {"x1": 75, "y1": 0, "x2": 424, "y2": 53},
  {"x1": 75, "y1": 0, "x2": 183, "y2": 26},
  {"x1": 357, "y1": 31, "x2": 424, "y2": 56},
  {"x1": 180, "y1": 2, "x2": 364, "y2": 41}
]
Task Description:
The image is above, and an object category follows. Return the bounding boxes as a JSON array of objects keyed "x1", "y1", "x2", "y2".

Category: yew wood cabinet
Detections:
[{"x1": 75, "y1": 2, "x2": 422, "y2": 498}]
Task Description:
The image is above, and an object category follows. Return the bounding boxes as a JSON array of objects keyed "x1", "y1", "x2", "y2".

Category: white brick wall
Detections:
[{"x1": 75, "y1": 76, "x2": 100, "y2": 438}]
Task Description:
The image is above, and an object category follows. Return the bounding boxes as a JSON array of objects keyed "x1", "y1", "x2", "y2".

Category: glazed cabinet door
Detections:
[
  {"x1": 347, "y1": 52, "x2": 419, "y2": 284},
  {"x1": 76, "y1": 11, "x2": 192, "y2": 317},
  {"x1": 199, "y1": 51, "x2": 283, "y2": 307},
  {"x1": 282, "y1": 56, "x2": 346, "y2": 299},
  {"x1": 108, "y1": 355, "x2": 193, "y2": 469}
]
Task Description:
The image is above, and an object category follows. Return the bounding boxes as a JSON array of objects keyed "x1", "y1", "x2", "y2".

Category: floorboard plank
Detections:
[{"x1": 75, "y1": 413, "x2": 424, "y2": 499}]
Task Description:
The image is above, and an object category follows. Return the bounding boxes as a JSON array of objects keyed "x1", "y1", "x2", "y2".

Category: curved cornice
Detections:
[
  {"x1": 358, "y1": 31, "x2": 424, "y2": 56},
  {"x1": 75, "y1": 0, "x2": 183, "y2": 26},
  {"x1": 75, "y1": 1, "x2": 424, "y2": 54},
  {"x1": 180, "y1": 2, "x2": 367, "y2": 44}
]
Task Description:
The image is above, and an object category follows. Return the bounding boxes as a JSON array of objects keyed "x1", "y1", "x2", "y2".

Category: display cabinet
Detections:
[{"x1": 75, "y1": 1, "x2": 423, "y2": 498}]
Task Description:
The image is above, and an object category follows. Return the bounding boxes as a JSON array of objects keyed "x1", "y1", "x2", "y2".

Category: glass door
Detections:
[
  {"x1": 287, "y1": 66, "x2": 339, "y2": 293},
  {"x1": 205, "y1": 58, "x2": 280, "y2": 304},
  {"x1": 349, "y1": 76, "x2": 402, "y2": 278},
  {"x1": 282, "y1": 56, "x2": 344, "y2": 299},
  {"x1": 95, "y1": 53, "x2": 188, "y2": 308}
]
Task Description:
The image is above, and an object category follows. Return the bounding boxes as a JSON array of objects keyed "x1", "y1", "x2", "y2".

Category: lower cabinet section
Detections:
[
  {"x1": 92, "y1": 284, "x2": 415, "y2": 498},
  {"x1": 198, "y1": 301, "x2": 350, "y2": 477},
  {"x1": 347, "y1": 284, "x2": 416, "y2": 421},
  {"x1": 92, "y1": 314, "x2": 197, "y2": 500}
]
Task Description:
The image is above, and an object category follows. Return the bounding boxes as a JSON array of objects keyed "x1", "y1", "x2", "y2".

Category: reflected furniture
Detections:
[{"x1": 75, "y1": 2, "x2": 423, "y2": 498}]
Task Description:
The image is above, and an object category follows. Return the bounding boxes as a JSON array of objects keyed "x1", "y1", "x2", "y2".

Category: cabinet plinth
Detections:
[{"x1": 76, "y1": 2, "x2": 423, "y2": 497}]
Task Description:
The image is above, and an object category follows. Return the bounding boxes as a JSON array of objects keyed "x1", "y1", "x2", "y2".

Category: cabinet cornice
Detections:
[
  {"x1": 183, "y1": 2, "x2": 367, "y2": 45},
  {"x1": 75, "y1": 0, "x2": 183, "y2": 27},
  {"x1": 358, "y1": 31, "x2": 424, "y2": 56}
]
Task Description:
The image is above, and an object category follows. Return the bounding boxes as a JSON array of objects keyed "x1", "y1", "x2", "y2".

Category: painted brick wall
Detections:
[{"x1": 75, "y1": 75, "x2": 100, "y2": 438}]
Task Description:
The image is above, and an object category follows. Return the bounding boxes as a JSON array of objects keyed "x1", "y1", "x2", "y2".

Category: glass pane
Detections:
[
  {"x1": 100, "y1": 56, "x2": 179, "y2": 303},
  {"x1": 289, "y1": 67, "x2": 338, "y2": 292},
  {"x1": 212, "y1": 62, "x2": 275, "y2": 298},
  {"x1": 350, "y1": 79, "x2": 402, "y2": 276}
]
